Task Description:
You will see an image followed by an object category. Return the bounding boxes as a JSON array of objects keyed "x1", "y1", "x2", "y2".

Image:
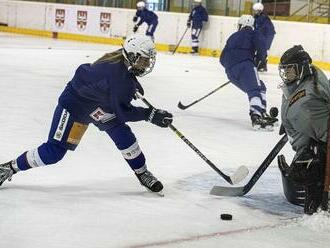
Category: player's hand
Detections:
[
  {"x1": 133, "y1": 16, "x2": 138, "y2": 22},
  {"x1": 146, "y1": 108, "x2": 173, "y2": 128},
  {"x1": 133, "y1": 25, "x2": 139, "y2": 33},
  {"x1": 186, "y1": 21, "x2": 191, "y2": 28}
]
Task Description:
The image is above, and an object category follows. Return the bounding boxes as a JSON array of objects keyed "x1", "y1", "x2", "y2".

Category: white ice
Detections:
[{"x1": 0, "y1": 32, "x2": 330, "y2": 248}]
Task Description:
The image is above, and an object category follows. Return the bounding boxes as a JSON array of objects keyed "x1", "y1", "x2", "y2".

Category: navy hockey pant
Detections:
[
  {"x1": 13, "y1": 106, "x2": 146, "y2": 172},
  {"x1": 225, "y1": 60, "x2": 267, "y2": 116}
]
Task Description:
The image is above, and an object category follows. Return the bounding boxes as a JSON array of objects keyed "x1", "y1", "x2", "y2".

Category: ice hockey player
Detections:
[
  {"x1": 252, "y1": 2, "x2": 276, "y2": 72},
  {"x1": 220, "y1": 14, "x2": 277, "y2": 131},
  {"x1": 186, "y1": 0, "x2": 208, "y2": 54},
  {"x1": 277, "y1": 45, "x2": 330, "y2": 214},
  {"x1": 133, "y1": 1, "x2": 158, "y2": 40},
  {"x1": 0, "y1": 34, "x2": 173, "y2": 194}
]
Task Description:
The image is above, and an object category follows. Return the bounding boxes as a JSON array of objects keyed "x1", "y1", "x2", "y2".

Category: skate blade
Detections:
[
  {"x1": 146, "y1": 188, "x2": 165, "y2": 197},
  {"x1": 252, "y1": 125, "x2": 274, "y2": 132}
]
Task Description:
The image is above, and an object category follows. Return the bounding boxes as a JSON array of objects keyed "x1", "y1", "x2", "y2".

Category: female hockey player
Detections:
[
  {"x1": 277, "y1": 45, "x2": 330, "y2": 214},
  {"x1": 0, "y1": 34, "x2": 173, "y2": 193},
  {"x1": 133, "y1": 1, "x2": 158, "y2": 40},
  {"x1": 186, "y1": 0, "x2": 208, "y2": 54},
  {"x1": 220, "y1": 14, "x2": 277, "y2": 131}
]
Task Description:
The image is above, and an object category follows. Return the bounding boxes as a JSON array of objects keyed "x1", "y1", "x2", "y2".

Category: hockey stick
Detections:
[
  {"x1": 210, "y1": 134, "x2": 288, "y2": 196},
  {"x1": 321, "y1": 119, "x2": 330, "y2": 211},
  {"x1": 178, "y1": 81, "x2": 231, "y2": 110},
  {"x1": 136, "y1": 92, "x2": 249, "y2": 185},
  {"x1": 172, "y1": 27, "x2": 189, "y2": 55}
]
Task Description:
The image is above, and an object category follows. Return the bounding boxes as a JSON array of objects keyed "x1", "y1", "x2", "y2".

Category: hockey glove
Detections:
[
  {"x1": 146, "y1": 107, "x2": 173, "y2": 128},
  {"x1": 186, "y1": 21, "x2": 191, "y2": 28},
  {"x1": 133, "y1": 25, "x2": 139, "y2": 33},
  {"x1": 133, "y1": 16, "x2": 138, "y2": 22}
]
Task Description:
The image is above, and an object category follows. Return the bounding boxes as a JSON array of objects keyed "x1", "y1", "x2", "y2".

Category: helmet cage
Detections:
[
  {"x1": 123, "y1": 48, "x2": 156, "y2": 77},
  {"x1": 279, "y1": 63, "x2": 300, "y2": 85}
]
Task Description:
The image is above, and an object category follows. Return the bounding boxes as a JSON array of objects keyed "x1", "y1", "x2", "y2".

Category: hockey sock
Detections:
[{"x1": 14, "y1": 142, "x2": 67, "y2": 171}]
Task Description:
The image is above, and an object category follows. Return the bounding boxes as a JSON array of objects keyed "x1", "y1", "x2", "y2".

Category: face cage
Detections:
[
  {"x1": 130, "y1": 50, "x2": 156, "y2": 77},
  {"x1": 279, "y1": 63, "x2": 300, "y2": 85}
]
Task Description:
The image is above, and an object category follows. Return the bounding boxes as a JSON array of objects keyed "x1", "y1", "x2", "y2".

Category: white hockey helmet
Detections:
[
  {"x1": 136, "y1": 1, "x2": 146, "y2": 9},
  {"x1": 238, "y1": 15, "x2": 254, "y2": 30},
  {"x1": 253, "y1": 2, "x2": 264, "y2": 13},
  {"x1": 194, "y1": 0, "x2": 202, "y2": 3},
  {"x1": 122, "y1": 34, "x2": 156, "y2": 77}
]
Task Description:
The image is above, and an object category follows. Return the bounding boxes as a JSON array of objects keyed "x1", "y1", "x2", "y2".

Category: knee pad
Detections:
[{"x1": 38, "y1": 142, "x2": 67, "y2": 165}]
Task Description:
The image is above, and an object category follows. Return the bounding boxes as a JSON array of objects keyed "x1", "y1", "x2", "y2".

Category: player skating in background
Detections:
[
  {"x1": 277, "y1": 45, "x2": 330, "y2": 214},
  {"x1": 186, "y1": 0, "x2": 208, "y2": 54},
  {"x1": 220, "y1": 15, "x2": 277, "y2": 131},
  {"x1": 133, "y1": 1, "x2": 158, "y2": 40},
  {"x1": 253, "y1": 2, "x2": 276, "y2": 72},
  {"x1": 0, "y1": 34, "x2": 173, "y2": 194}
]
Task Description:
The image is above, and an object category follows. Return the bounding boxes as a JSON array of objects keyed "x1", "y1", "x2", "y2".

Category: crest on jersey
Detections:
[
  {"x1": 55, "y1": 9, "x2": 65, "y2": 29},
  {"x1": 90, "y1": 107, "x2": 116, "y2": 123},
  {"x1": 100, "y1": 12, "x2": 111, "y2": 33},
  {"x1": 77, "y1": 10, "x2": 88, "y2": 31}
]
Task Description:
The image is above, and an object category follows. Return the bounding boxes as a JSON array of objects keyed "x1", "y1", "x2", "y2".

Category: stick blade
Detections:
[
  {"x1": 177, "y1": 101, "x2": 188, "y2": 110},
  {"x1": 210, "y1": 185, "x2": 245, "y2": 197},
  {"x1": 230, "y1": 165, "x2": 249, "y2": 184}
]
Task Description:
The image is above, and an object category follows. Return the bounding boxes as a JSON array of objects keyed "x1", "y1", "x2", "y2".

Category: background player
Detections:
[
  {"x1": 186, "y1": 0, "x2": 208, "y2": 54},
  {"x1": 220, "y1": 15, "x2": 276, "y2": 131},
  {"x1": 133, "y1": 1, "x2": 159, "y2": 40},
  {"x1": 0, "y1": 34, "x2": 173, "y2": 194},
  {"x1": 277, "y1": 45, "x2": 330, "y2": 214},
  {"x1": 253, "y1": 2, "x2": 276, "y2": 72}
]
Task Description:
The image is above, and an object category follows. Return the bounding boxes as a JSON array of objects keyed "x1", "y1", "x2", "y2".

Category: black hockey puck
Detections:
[
  {"x1": 220, "y1": 214, "x2": 233, "y2": 221},
  {"x1": 270, "y1": 107, "x2": 279, "y2": 118}
]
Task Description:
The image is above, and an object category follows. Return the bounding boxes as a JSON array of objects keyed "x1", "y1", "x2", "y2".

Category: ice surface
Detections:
[{"x1": 0, "y1": 32, "x2": 329, "y2": 248}]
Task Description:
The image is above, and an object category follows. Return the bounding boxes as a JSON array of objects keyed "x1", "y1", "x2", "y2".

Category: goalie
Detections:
[{"x1": 277, "y1": 45, "x2": 330, "y2": 214}]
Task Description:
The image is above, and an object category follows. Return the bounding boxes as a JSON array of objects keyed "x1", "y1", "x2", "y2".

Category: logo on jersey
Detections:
[
  {"x1": 77, "y1": 10, "x2": 88, "y2": 31},
  {"x1": 90, "y1": 107, "x2": 116, "y2": 123},
  {"x1": 55, "y1": 9, "x2": 65, "y2": 29},
  {"x1": 100, "y1": 12, "x2": 111, "y2": 33},
  {"x1": 289, "y1": 89, "x2": 306, "y2": 107},
  {"x1": 54, "y1": 109, "x2": 70, "y2": 141}
]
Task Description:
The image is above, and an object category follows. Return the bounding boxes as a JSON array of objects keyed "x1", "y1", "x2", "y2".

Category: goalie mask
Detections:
[
  {"x1": 122, "y1": 34, "x2": 156, "y2": 77},
  {"x1": 278, "y1": 45, "x2": 313, "y2": 98}
]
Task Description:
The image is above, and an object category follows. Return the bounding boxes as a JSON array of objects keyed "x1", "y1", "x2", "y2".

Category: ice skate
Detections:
[
  {"x1": 0, "y1": 161, "x2": 15, "y2": 186},
  {"x1": 251, "y1": 114, "x2": 274, "y2": 131},
  {"x1": 190, "y1": 47, "x2": 199, "y2": 55},
  {"x1": 135, "y1": 169, "x2": 164, "y2": 196},
  {"x1": 262, "y1": 112, "x2": 279, "y2": 126}
]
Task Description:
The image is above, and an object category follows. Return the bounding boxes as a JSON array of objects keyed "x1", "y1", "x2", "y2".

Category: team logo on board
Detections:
[
  {"x1": 77, "y1": 10, "x2": 88, "y2": 31},
  {"x1": 100, "y1": 12, "x2": 111, "y2": 33},
  {"x1": 55, "y1": 9, "x2": 65, "y2": 29}
]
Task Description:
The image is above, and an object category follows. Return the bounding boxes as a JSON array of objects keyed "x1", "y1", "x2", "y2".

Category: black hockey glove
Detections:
[
  {"x1": 133, "y1": 25, "x2": 139, "y2": 33},
  {"x1": 133, "y1": 16, "x2": 138, "y2": 22},
  {"x1": 146, "y1": 107, "x2": 173, "y2": 128},
  {"x1": 187, "y1": 21, "x2": 191, "y2": 28},
  {"x1": 279, "y1": 143, "x2": 325, "y2": 186}
]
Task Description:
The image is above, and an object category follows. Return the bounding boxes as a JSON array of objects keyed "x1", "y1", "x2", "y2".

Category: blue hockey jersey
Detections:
[
  {"x1": 135, "y1": 8, "x2": 158, "y2": 26},
  {"x1": 254, "y1": 13, "x2": 275, "y2": 37},
  {"x1": 220, "y1": 27, "x2": 266, "y2": 69},
  {"x1": 58, "y1": 56, "x2": 148, "y2": 130},
  {"x1": 188, "y1": 5, "x2": 208, "y2": 29}
]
